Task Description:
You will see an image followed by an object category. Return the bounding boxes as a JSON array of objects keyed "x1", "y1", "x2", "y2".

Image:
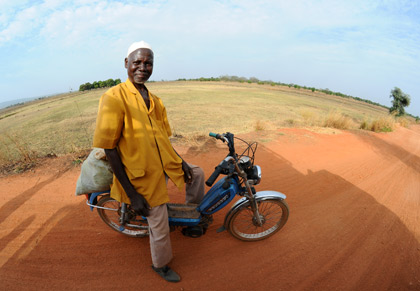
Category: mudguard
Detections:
[
  {"x1": 222, "y1": 191, "x2": 287, "y2": 230},
  {"x1": 87, "y1": 191, "x2": 110, "y2": 211}
]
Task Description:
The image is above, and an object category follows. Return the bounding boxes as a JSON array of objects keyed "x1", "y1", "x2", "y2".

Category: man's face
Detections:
[{"x1": 125, "y1": 48, "x2": 154, "y2": 85}]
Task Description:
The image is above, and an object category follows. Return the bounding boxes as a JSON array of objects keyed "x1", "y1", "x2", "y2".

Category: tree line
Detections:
[
  {"x1": 77, "y1": 76, "x2": 415, "y2": 119},
  {"x1": 79, "y1": 78, "x2": 121, "y2": 91},
  {"x1": 179, "y1": 75, "x2": 388, "y2": 108},
  {"x1": 177, "y1": 75, "x2": 416, "y2": 119}
]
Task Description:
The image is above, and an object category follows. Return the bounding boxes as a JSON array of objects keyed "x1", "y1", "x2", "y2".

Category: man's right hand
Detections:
[
  {"x1": 104, "y1": 148, "x2": 151, "y2": 217},
  {"x1": 130, "y1": 194, "x2": 151, "y2": 217}
]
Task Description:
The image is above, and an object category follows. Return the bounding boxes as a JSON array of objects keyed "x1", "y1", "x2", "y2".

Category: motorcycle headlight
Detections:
[
  {"x1": 239, "y1": 156, "x2": 252, "y2": 169},
  {"x1": 246, "y1": 165, "x2": 261, "y2": 185}
]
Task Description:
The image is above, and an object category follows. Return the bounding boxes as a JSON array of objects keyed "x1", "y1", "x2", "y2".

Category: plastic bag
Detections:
[{"x1": 75, "y1": 148, "x2": 113, "y2": 195}]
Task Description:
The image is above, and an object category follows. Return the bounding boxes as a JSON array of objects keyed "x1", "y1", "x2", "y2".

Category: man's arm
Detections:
[
  {"x1": 172, "y1": 147, "x2": 193, "y2": 183},
  {"x1": 105, "y1": 148, "x2": 150, "y2": 216}
]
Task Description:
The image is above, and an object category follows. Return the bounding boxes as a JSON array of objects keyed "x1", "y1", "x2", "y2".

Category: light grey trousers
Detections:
[{"x1": 148, "y1": 164, "x2": 205, "y2": 268}]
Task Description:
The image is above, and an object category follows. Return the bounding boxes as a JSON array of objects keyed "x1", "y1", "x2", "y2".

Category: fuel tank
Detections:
[{"x1": 198, "y1": 176, "x2": 239, "y2": 215}]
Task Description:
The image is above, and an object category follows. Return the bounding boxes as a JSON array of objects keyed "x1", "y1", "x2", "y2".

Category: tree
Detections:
[
  {"x1": 105, "y1": 78, "x2": 115, "y2": 87},
  {"x1": 389, "y1": 87, "x2": 410, "y2": 116}
]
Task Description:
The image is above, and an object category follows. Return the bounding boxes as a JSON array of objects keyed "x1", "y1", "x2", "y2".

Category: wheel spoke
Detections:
[
  {"x1": 228, "y1": 199, "x2": 289, "y2": 241},
  {"x1": 97, "y1": 195, "x2": 149, "y2": 238}
]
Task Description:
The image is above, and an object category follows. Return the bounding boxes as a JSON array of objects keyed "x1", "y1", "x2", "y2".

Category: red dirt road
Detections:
[{"x1": 1, "y1": 126, "x2": 419, "y2": 290}]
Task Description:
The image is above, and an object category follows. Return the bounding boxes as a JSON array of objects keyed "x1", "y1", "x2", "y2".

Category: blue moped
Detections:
[{"x1": 85, "y1": 132, "x2": 289, "y2": 241}]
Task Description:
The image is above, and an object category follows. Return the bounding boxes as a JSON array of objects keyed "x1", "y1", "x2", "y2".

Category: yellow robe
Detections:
[{"x1": 93, "y1": 79, "x2": 184, "y2": 207}]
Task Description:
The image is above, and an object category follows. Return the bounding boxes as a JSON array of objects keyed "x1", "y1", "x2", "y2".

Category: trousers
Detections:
[{"x1": 148, "y1": 164, "x2": 205, "y2": 268}]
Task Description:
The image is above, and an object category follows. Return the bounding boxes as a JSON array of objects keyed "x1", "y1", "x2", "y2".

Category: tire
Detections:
[
  {"x1": 96, "y1": 194, "x2": 149, "y2": 238},
  {"x1": 227, "y1": 198, "x2": 289, "y2": 241}
]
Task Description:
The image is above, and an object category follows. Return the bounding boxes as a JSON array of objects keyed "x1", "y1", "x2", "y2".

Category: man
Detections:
[{"x1": 93, "y1": 41, "x2": 205, "y2": 283}]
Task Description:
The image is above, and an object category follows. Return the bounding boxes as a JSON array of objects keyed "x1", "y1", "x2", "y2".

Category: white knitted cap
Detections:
[{"x1": 126, "y1": 41, "x2": 153, "y2": 57}]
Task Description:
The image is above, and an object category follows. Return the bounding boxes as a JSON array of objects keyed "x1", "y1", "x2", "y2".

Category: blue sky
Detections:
[{"x1": 1, "y1": 0, "x2": 419, "y2": 116}]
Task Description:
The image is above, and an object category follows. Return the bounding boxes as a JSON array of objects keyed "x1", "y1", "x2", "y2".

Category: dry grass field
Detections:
[{"x1": 0, "y1": 81, "x2": 415, "y2": 171}]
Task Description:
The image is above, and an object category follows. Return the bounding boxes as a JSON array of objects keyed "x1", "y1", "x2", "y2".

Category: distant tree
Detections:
[
  {"x1": 105, "y1": 78, "x2": 115, "y2": 87},
  {"x1": 389, "y1": 87, "x2": 410, "y2": 116},
  {"x1": 78, "y1": 79, "x2": 123, "y2": 92}
]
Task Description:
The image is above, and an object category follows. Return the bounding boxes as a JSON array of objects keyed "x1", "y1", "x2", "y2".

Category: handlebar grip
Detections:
[
  {"x1": 209, "y1": 132, "x2": 225, "y2": 142},
  {"x1": 205, "y1": 166, "x2": 222, "y2": 186}
]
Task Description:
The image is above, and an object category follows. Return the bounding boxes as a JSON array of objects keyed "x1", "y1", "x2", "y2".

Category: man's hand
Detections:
[
  {"x1": 182, "y1": 160, "x2": 193, "y2": 184},
  {"x1": 130, "y1": 194, "x2": 151, "y2": 217},
  {"x1": 104, "y1": 148, "x2": 151, "y2": 216}
]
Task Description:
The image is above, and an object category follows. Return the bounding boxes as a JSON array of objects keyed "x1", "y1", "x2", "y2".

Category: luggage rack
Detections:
[{"x1": 85, "y1": 191, "x2": 112, "y2": 211}]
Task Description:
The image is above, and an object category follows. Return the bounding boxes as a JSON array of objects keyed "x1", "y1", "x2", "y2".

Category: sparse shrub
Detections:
[
  {"x1": 254, "y1": 120, "x2": 266, "y2": 131},
  {"x1": 300, "y1": 110, "x2": 318, "y2": 126},
  {"x1": 285, "y1": 119, "x2": 295, "y2": 126},
  {"x1": 368, "y1": 116, "x2": 395, "y2": 132},
  {"x1": 3, "y1": 133, "x2": 37, "y2": 162},
  {"x1": 359, "y1": 120, "x2": 369, "y2": 130},
  {"x1": 72, "y1": 158, "x2": 83, "y2": 165},
  {"x1": 323, "y1": 112, "x2": 353, "y2": 129},
  {"x1": 397, "y1": 116, "x2": 411, "y2": 128}
]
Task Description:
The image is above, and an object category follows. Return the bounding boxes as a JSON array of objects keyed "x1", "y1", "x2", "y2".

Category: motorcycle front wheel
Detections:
[
  {"x1": 228, "y1": 198, "x2": 289, "y2": 241},
  {"x1": 96, "y1": 194, "x2": 149, "y2": 238}
]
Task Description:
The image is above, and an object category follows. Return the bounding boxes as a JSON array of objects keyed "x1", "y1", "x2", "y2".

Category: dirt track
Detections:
[{"x1": 1, "y1": 126, "x2": 419, "y2": 290}]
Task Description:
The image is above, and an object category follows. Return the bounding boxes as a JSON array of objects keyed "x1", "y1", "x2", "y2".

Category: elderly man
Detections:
[{"x1": 93, "y1": 41, "x2": 205, "y2": 282}]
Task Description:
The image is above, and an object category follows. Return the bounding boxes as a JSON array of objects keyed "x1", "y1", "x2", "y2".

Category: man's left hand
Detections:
[{"x1": 182, "y1": 161, "x2": 193, "y2": 183}]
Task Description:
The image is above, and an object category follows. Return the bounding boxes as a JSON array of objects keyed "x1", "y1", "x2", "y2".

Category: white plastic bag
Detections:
[{"x1": 75, "y1": 148, "x2": 113, "y2": 195}]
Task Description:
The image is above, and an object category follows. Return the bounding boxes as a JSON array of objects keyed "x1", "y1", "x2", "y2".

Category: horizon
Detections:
[
  {"x1": 0, "y1": 77, "x2": 401, "y2": 114},
  {"x1": 1, "y1": 0, "x2": 419, "y2": 116}
]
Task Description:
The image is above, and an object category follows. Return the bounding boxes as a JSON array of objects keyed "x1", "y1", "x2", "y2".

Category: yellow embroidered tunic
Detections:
[{"x1": 93, "y1": 79, "x2": 184, "y2": 207}]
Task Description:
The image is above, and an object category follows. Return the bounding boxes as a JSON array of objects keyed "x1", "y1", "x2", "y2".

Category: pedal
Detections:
[{"x1": 216, "y1": 226, "x2": 226, "y2": 233}]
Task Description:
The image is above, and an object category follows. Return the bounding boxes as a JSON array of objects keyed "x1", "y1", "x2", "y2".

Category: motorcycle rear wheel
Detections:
[
  {"x1": 96, "y1": 194, "x2": 149, "y2": 238},
  {"x1": 228, "y1": 198, "x2": 289, "y2": 241}
]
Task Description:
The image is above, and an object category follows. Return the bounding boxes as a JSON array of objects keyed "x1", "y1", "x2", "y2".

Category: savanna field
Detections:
[{"x1": 0, "y1": 80, "x2": 415, "y2": 173}]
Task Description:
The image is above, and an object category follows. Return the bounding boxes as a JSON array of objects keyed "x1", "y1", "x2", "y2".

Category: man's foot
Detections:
[{"x1": 151, "y1": 265, "x2": 181, "y2": 282}]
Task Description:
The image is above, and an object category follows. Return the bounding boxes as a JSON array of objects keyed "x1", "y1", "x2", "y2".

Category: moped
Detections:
[{"x1": 85, "y1": 132, "x2": 289, "y2": 241}]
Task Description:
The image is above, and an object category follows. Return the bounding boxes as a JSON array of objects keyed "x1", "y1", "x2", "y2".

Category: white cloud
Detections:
[
  {"x1": 0, "y1": 0, "x2": 419, "y2": 114},
  {"x1": 0, "y1": 5, "x2": 43, "y2": 43}
]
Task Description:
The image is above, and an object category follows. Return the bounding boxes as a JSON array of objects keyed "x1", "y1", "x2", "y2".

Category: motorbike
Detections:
[{"x1": 85, "y1": 132, "x2": 289, "y2": 241}]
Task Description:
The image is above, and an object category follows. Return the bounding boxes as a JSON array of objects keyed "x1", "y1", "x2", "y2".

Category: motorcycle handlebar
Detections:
[
  {"x1": 209, "y1": 132, "x2": 225, "y2": 142},
  {"x1": 206, "y1": 132, "x2": 236, "y2": 186},
  {"x1": 205, "y1": 165, "x2": 222, "y2": 186}
]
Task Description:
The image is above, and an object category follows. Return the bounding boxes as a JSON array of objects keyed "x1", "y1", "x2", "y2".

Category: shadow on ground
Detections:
[{"x1": 1, "y1": 142, "x2": 419, "y2": 290}]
